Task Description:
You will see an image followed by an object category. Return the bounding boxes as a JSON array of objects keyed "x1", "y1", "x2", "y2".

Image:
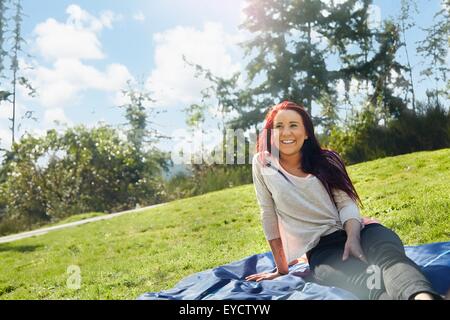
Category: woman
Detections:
[{"x1": 245, "y1": 101, "x2": 442, "y2": 300}]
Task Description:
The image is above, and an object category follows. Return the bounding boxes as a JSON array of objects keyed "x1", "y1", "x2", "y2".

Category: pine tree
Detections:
[
  {"x1": 10, "y1": 0, "x2": 24, "y2": 145},
  {"x1": 0, "y1": 0, "x2": 10, "y2": 100},
  {"x1": 119, "y1": 80, "x2": 169, "y2": 153},
  {"x1": 0, "y1": 0, "x2": 9, "y2": 83},
  {"x1": 1, "y1": 0, "x2": 35, "y2": 147},
  {"x1": 237, "y1": 0, "x2": 408, "y2": 130},
  {"x1": 416, "y1": 1, "x2": 450, "y2": 107},
  {"x1": 398, "y1": 0, "x2": 418, "y2": 113}
]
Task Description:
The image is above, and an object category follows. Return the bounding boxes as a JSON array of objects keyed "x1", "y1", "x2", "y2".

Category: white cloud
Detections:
[
  {"x1": 30, "y1": 59, "x2": 132, "y2": 109},
  {"x1": 44, "y1": 108, "x2": 72, "y2": 126},
  {"x1": 65, "y1": 5, "x2": 121, "y2": 32},
  {"x1": 28, "y1": 5, "x2": 133, "y2": 110},
  {"x1": 34, "y1": 18, "x2": 104, "y2": 61},
  {"x1": 0, "y1": 100, "x2": 11, "y2": 120},
  {"x1": 1, "y1": 5, "x2": 131, "y2": 149},
  {"x1": 133, "y1": 12, "x2": 146, "y2": 22},
  {"x1": 367, "y1": 5, "x2": 382, "y2": 30},
  {"x1": 0, "y1": 99, "x2": 28, "y2": 125},
  {"x1": 99, "y1": 10, "x2": 122, "y2": 29},
  {"x1": 0, "y1": 126, "x2": 11, "y2": 150},
  {"x1": 112, "y1": 89, "x2": 131, "y2": 108},
  {"x1": 34, "y1": 4, "x2": 122, "y2": 61},
  {"x1": 146, "y1": 22, "x2": 244, "y2": 108}
]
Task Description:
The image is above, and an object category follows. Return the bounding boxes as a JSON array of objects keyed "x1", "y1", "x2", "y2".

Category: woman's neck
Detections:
[{"x1": 280, "y1": 152, "x2": 301, "y2": 169}]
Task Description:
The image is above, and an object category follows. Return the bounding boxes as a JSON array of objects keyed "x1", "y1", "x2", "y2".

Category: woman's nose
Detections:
[{"x1": 279, "y1": 127, "x2": 292, "y2": 137}]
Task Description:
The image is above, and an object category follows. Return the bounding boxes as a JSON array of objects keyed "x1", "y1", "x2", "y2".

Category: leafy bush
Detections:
[
  {"x1": 0, "y1": 124, "x2": 169, "y2": 235},
  {"x1": 325, "y1": 102, "x2": 450, "y2": 164}
]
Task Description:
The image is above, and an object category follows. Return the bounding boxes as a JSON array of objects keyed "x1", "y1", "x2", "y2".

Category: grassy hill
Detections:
[{"x1": 0, "y1": 148, "x2": 449, "y2": 299}]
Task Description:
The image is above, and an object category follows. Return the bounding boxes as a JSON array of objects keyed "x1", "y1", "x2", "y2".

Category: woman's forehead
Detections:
[{"x1": 274, "y1": 109, "x2": 303, "y2": 122}]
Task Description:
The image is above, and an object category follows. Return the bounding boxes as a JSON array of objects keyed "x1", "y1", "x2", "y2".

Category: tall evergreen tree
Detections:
[
  {"x1": 0, "y1": 0, "x2": 35, "y2": 147},
  {"x1": 10, "y1": 0, "x2": 24, "y2": 145},
  {"x1": 0, "y1": 0, "x2": 11, "y2": 101},
  {"x1": 119, "y1": 80, "x2": 168, "y2": 153},
  {"x1": 416, "y1": 1, "x2": 450, "y2": 107},
  {"x1": 241, "y1": 0, "x2": 331, "y2": 116},
  {"x1": 235, "y1": 0, "x2": 408, "y2": 130},
  {"x1": 0, "y1": 0, "x2": 9, "y2": 83},
  {"x1": 398, "y1": 0, "x2": 418, "y2": 113}
]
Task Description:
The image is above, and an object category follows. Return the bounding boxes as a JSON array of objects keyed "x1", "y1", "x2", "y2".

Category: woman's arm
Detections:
[
  {"x1": 246, "y1": 155, "x2": 289, "y2": 281},
  {"x1": 332, "y1": 188, "x2": 363, "y2": 229},
  {"x1": 268, "y1": 238, "x2": 289, "y2": 274},
  {"x1": 342, "y1": 218, "x2": 367, "y2": 263},
  {"x1": 344, "y1": 218, "x2": 362, "y2": 240},
  {"x1": 245, "y1": 238, "x2": 289, "y2": 282},
  {"x1": 251, "y1": 154, "x2": 281, "y2": 241}
]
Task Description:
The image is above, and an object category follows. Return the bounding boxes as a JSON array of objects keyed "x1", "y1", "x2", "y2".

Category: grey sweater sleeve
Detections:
[
  {"x1": 252, "y1": 154, "x2": 280, "y2": 240},
  {"x1": 331, "y1": 188, "x2": 362, "y2": 227}
]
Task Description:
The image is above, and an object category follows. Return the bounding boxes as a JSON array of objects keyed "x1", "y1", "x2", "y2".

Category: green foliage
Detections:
[
  {"x1": 164, "y1": 165, "x2": 252, "y2": 201},
  {"x1": 0, "y1": 0, "x2": 35, "y2": 145},
  {"x1": 325, "y1": 102, "x2": 450, "y2": 164},
  {"x1": 236, "y1": 0, "x2": 408, "y2": 129},
  {"x1": 0, "y1": 124, "x2": 169, "y2": 235},
  {"x1": 416, "y1": 3, "x2": 449, "y2": 105},
  {"x1": 119, "y1": 80, "x2": 167, "y2": 151},
  {"x1": 0, "y1": 0, "x2": 9, "y2": 81},
  {"x1": 164, "y1": 133, "x2": 254, "y2": 200},
  {"x1": 0, "y1": 149, "x2": 448, "y2": 299}
]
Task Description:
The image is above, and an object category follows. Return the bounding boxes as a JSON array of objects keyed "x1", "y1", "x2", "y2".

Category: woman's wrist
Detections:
[
  {"x1": 276, "y1": 268, "x2": 289, "y2": 275},
  {"x1": 344, "y1": 218, "x2": 362, "y2": 239}
]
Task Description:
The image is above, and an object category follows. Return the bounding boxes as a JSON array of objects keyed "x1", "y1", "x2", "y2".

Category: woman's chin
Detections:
[{"x1": 279, "y1": 147, "x2": 301, "y2": 156}]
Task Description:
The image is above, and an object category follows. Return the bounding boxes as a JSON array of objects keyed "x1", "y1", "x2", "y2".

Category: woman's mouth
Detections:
[{"x1": 281, "y1": 140, "x2": 295, "y2": 145}]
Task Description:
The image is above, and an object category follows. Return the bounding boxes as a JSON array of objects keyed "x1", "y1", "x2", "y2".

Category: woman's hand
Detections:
[
  {"x1": 342, "y1": 237, "x2": 368, "y2": 263},
  {"x1": 245, "y1": 271, "x2": 285, "y2": 282}
]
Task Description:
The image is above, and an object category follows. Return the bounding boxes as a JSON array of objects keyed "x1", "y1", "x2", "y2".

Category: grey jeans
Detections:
[{"x1": 306, "y1": 223, "x2": 442, "y2": 300}]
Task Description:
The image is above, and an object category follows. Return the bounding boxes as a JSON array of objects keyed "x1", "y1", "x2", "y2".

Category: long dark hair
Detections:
[{"x1": 256, "y1": 101, "x2": 363, "y2": 209}]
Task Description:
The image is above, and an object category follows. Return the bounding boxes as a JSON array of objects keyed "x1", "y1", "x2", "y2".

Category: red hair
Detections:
[{"x1": 255, "y1": 101, "x2": 363, "y2": 209}]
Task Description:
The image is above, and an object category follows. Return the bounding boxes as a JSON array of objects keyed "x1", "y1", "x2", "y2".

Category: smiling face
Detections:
[{"x1": 272, "y1": 109, "x2": 308, "y2": 159}]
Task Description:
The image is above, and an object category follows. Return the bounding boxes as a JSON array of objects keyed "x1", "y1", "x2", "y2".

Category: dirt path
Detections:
[{"x1": 0, "y1": 203, "x2": 167, "y2": 244}]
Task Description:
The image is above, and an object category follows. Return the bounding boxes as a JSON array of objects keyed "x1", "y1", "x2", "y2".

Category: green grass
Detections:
[
  {"x1": 46, "y1": 212, "x2": 108, "y2": 227},
  {"x1": 0, "y1": 148, "x2": 449, "y2": 299}
]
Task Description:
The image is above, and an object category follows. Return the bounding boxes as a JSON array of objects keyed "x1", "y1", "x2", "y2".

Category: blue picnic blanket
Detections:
[{"x1": 137, "y1": 241, "x2": 450, "y2": 300}]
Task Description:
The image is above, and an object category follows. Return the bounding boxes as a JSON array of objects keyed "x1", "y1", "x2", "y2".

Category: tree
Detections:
[
  {"x1": 397, "y1": 0, "x2": 418, "y2": 113},
  {"x1": 9, "y1": 0, "x2": 23, "y2": 145},
  {"x1": 240, "y1": 0, "x2": 332, "y2": 116},
  {"x1": 118, "y1": 80, "x2": 172, "y2": 197},
  {"x1": 119, "y1": 80, "x2": 169, "y2": 153},
  {"x1": 0, "y1": 0, "x2": 35, "y2": 147},
  {"x1": 0, "y1": 124, "x2": 170, "y2": 229},
  {"x1": 0, "y1": 0, "x2": 9, "y2": 82},
  {"x1": 232, "y1": 0, "x2": 409, "y2": 131},
  {"x1": 416, "y1": 1, "x2": 450, "y2": 107}
]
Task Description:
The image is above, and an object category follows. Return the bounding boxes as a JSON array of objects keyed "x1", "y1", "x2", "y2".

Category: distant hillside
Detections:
[{"x1": 162, "y1": 163, "x2": 192, "y2": 179}]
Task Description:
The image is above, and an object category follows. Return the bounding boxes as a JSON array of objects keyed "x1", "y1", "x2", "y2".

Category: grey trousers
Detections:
[{"x1": 306, "y1": 223, "x2": 442, "y2": 300}]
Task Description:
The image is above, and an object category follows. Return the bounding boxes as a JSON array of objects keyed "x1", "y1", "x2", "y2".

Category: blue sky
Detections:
[{"x1": 0, "y1": 0, "x2": 446, "y2": 153}]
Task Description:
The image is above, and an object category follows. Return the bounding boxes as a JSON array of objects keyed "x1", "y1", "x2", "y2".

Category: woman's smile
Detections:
[{"x1": 273, "y1": 109, "x2": 308, "y2": 156}]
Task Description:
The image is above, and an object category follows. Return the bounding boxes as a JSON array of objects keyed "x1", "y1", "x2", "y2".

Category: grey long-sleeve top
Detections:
[{"x1": 252, "y1": 151, "x2": 362, "y2": 264}]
